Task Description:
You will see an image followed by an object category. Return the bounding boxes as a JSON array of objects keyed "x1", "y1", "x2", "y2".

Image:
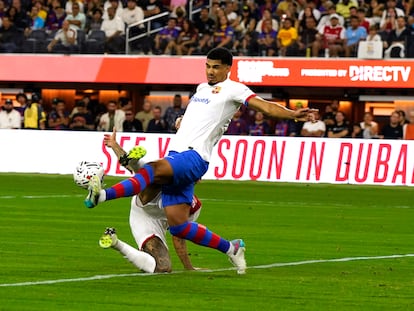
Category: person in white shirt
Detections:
[
  {"x1": 97, "y1": 100, "x2": 125, "y2": 131},
  {"x1": 0, "y1": 99, "x2": 21, "y2": 129},
  {"x1": 65, "y1": 2, "x2": 86, "y2": 30},
  {"x1": 47, "y1": 20, "x2": 78, "y2": 53},
  {"x1": 84, "y1": 47, "x2": 311, "y2": 275},
  {"x1": 301, "y1": 111, "x2": 326, "y2": 137},
  {"x1": 101, "y1": 6, "x2": 125, "y2": 53},
  {"x1": 359, "y1": 112, "x2": 379, "y2": 139}
]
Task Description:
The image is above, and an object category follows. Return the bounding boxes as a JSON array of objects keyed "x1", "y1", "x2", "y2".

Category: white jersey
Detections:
[{"x1": 169, "y1": 78, "x2": 255, "y2": 162}]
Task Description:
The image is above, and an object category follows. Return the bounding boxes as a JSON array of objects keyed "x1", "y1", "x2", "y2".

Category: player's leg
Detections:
[
  {"x1": 141, "y1": 236, "x2": 172, "y2": 273},
  {"x1": 99, "y1": 227, "x2": 157, "y2": 273},
  {"x1": 85, "y1": 159, "x2": 173, "y2": 208},
  {"x1": 165, "y1": 201, "x2": 246, "y2": 274}
]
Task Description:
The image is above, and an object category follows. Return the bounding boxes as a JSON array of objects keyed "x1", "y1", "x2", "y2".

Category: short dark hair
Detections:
[{"x1": 207, "y1": 47, "x2": 233, "y2": 66}]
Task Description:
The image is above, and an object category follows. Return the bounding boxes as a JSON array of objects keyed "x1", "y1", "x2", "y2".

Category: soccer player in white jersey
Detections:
[
  {"x1": 85, "y1": 47, "x2": 311, "y2": 274},
  {"x1": 99, "y1": 128, "x2": 201, "y2": 273}
]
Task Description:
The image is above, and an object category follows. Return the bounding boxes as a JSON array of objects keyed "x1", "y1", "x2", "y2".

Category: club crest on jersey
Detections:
[{"x1": 212, "y1": 86, "x2": 221, "y2": 94}]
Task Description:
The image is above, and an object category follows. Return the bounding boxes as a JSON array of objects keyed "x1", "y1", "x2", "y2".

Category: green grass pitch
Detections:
[{"x1": 0, "y1": 173, "x2": 413, "y2": 310}]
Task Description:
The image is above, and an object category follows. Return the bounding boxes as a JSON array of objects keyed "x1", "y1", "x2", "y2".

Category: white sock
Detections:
[
  {"x1": 114, "y1": 239, "x2": 156, "y2": 273},
  {"x1": 98, "y1": 190, "x2": 106, "y2": 203}
]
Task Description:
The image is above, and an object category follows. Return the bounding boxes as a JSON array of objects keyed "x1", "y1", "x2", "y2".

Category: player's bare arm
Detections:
[
  {"x1": 172, "y1": 235, "x2": 196, "y2": 270},
  {"x1": 247, "y1": 96, "x2": 313, "y2": 122}
]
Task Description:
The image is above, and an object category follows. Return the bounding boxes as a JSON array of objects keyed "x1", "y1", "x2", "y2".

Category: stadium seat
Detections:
[
  {"x1": 84, "y1": 30, "x2": 106, "y2": 54},
  {"x1": 22, "y1": 29, "x2": 48, "y2": 53},
  {"x1": 76, "y1": 29, "x2": 87, "y2": 53}
]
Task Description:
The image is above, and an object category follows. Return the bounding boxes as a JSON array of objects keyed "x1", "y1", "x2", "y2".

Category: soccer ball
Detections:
[{"x1": 73, "y1": 161, "x2": 104, "y2": 189}]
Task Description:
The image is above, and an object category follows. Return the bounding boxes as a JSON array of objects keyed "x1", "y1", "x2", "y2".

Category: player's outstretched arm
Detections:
[
  {"x1": 248, "y1": 96, "x2": 315, "y2": 122},
  {"x1": 172, "y1": 235, "x2": 196, "y2": 270}
]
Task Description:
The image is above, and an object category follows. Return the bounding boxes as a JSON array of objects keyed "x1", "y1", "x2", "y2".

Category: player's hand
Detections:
[
  {"x1": 104, "y1": 127, "x2": 117, "y2": 148},
  {"x1": 293, "y1": 108, "x2": 318, "y2": 122}
]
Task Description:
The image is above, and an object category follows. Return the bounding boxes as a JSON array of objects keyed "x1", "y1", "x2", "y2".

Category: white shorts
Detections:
[{"x1": 129, "y1": 193, "x2": 201, "y2": 250}]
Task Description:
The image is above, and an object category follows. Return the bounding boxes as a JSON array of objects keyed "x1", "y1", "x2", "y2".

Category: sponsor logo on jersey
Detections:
[{"x1": 212, "y1": 86, "x2": 221, "y2": 94}]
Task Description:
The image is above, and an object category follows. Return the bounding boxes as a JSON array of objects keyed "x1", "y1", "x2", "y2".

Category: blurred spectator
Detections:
[
  {"x1": 32, "y1": 0, "x2": 47, "y2": 21},
  {"x1": 139, "y1": 0, "x2": 167, "y2": 30},
  {"x1": 45, "y1": 2, "x2": 66, "y2": 32},
  {"x1": 407, "y1": 15, "x2": 414, "y2": 58},
  {"x1": 103, "y1": 0, "x2": 123, "y2": 20},
  {"x1": 65, "y1": 0, "x2": 84, "y2": 15},
  {"x1": 300, "y1": 111, "x2": 326, "y2": 137},
  {"x1": 231, "y1": 5, "x2": 257, "y2": 56},
  {"x1": 171, "y1": 5, "x2": 186, "y2": 30},
  {"x1": 101, "y1": 6, "x2": 125, "y2": 54},
  {"x1": 147, "y1": 105, "x2": 167, "y2": 133},
  {"x1": 249, "y1": 111, "x2": 271, "y2": 136},
  {"x1": 223, "y1": 0, "x2": 238, "y2": 29},
  {"x1": 122, "y1": 0, "x2": 144, "y2": 51},
  {"x1": 24, "y1": 6, "x2": 45, "y2": 37},
  {"x1": 356, "y1": 7, "x2": 370, "y2": 33},
  {"x1": 297, "y1": 4, "x2": 321, "y2": 33},
  {"x1": 7, "y1": 0, "x2": 30, "y2": 30},
  {"x1": 119, "y1": 97, "x2": 133, "y2": 113},
  {"x1": 344, "y1": 15, "x2": 367, "y2": 57},
  {"x1": 85, "y1": 8, "x2": 103, "y2": 34},
  {"x1": 380, "y1": 110, "x2": 403, "y2": 139},
  {"x1": 123, "y1": 109, "x2": 143, "y2": 132},
  {"x1": 193, "y1": 6, "x2": 215, "y2": 52},
  {"x1": 257, "y1": 19, "x2": 278, "y2": 56},
  {"x1": 351, "y1": 123, "x2": 363, "y2": 138},
  {"x1": 47, "y1": 98, "x2": 70, "y2": 129},
  {"x1": 0, "y1": 99, "x2": 21, "y2": 129},
  {"x1": 396, "y1": 109, "x2": 409, "y2": 126},
  {"x1": 15, "y1": 92, "x2": 27, "y2": 126},
  {"x1": 210, "y1": 14, "x2": 234, "y2": 50},
  {"x1": 0, "y1": 16, "x2": 23, "y2": 52},
  {"x1": 321, "y1": 104, "x2": 336, "y2": 130},
  {"x1": 317, "y1": 4, "x2": 345, "y2": 29},
  {"x1": 255, "y1": 8, "x2": 278, "y2": 33},
  {"x1": 167, "y1": 18, "x2": 198, "y2": 55},
  {"x1": 327, "y1": 111, "x2": 350, "y2": 138},
  {"x1": 135, "y1": 99, "x2": 152, "y2": 132},
  {"x1": 359, "y1": 112, "x2": 379, "y2": 138},
  {"x1": 336, "y1": 0, "x2": 358, "y2": 22},
  {"x1": 97, "y1": 100, "x2": 125, "y2": 131},
  {"x1": 380, "y1": 0, "x2": 404, "y2": 33},
  {"x1": 225, "y1": 109, "x2": 248, "y2": 135},
  {"x1": 69, "y1": 100, "x2": 95, "y2": 130},
  {"x1": 366, "y1": 0, "x2": 384, "y2": 26},
  {"x1": 259, "y1": 0, "x2": 277, "y2": 18},
  {"x1": 298, "y1": 16, "x2": 319, "y2": 56},
  {"x1": 317, "y1": 14, "x2": 345, "y2": 57},
  {"x1": 277, "y1": 17, "x2": 298, "y2": 56},
  {"x1": 403, "y1": 110, "x2": 414, "y2": 139},
  {"x1": 153, "y1": 17, "x2": 179, "y2": 54},
  {"x1": 384, "y1": 16, "x2": 409, "y2": 58},
  {"x1": 24, "y1": 93, "x2": 46, "y2": 129},
  {"x1": 163, "y1": 93, "x2": 185, "y2": 133},
  {"x1": 276, "y1": 0, "x2": 296, "y2": 18},
  {"x1": 65, "y1": 2, "x2": 86, "y2": 30},
  {"x1": 47, "y1": 19, "x2": 79, "y2": 53},
  {"x1": 273, "y1": 118, "x2": 299, "y2": 136},
  {"x1": 366, "y1": 24, "x2": 382, "y2": 42}
]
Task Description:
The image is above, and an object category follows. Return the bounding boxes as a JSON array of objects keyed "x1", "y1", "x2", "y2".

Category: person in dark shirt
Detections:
[
  {"x1": 0, "y1": 16, "x2": 23, "y2": 52},
  {"x1": 147, "y1": 105, "x2": 167, "y2": 133},
  {"x1": 327, "y1": 111, "x2": 350, "y2": 138},
  {"x1": 123, "y1": 110, "x2": 143, "y2": 132},
  {"x1": 380, "y1": 110, "x2": 403, "y2": 139},
  {"x1": 225, "y1": 109, "x2": 248, "y2": 135}
]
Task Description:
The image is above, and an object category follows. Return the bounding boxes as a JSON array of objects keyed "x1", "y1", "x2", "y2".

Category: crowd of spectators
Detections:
[
  {"x1": 1, "y1": 92, "x2": 413, "y2": 140},
  {"x1": 1, "y1": 0, "x2": 414, "y2": 57}
]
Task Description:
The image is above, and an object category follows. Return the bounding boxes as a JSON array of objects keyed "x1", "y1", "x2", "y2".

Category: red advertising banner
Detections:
[{"x1": 0, "y1": 55, "x2": 412, "y2": 88}]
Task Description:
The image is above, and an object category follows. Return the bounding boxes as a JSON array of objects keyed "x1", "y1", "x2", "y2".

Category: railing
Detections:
[{"x1": 125, "y1": 11, "x2": 170, "y2": 54}]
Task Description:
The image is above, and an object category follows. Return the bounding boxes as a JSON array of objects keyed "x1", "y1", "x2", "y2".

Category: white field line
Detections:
[
  {"x1": 1, "y1": 253, "x2": 413, "y2": 288},
  {"x1": 0, "y1": 195, "x2": 411, "y2": 209}
]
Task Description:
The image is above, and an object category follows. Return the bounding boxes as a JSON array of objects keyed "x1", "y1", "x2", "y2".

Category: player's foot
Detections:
[
  {"x1": 99, "y1": 227, "x2": 118, "y2": 248},
  {"x1": 84, "y1": 175, "x2": 102, "y2": 208},
  {"x1": 228, "y1": 239, "x2": 246, "y2": 274}
]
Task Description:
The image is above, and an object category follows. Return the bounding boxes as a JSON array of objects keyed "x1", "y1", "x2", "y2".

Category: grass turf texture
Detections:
[{"x1": 0, "y1": 173, "x2": 413, "y2": 310}]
